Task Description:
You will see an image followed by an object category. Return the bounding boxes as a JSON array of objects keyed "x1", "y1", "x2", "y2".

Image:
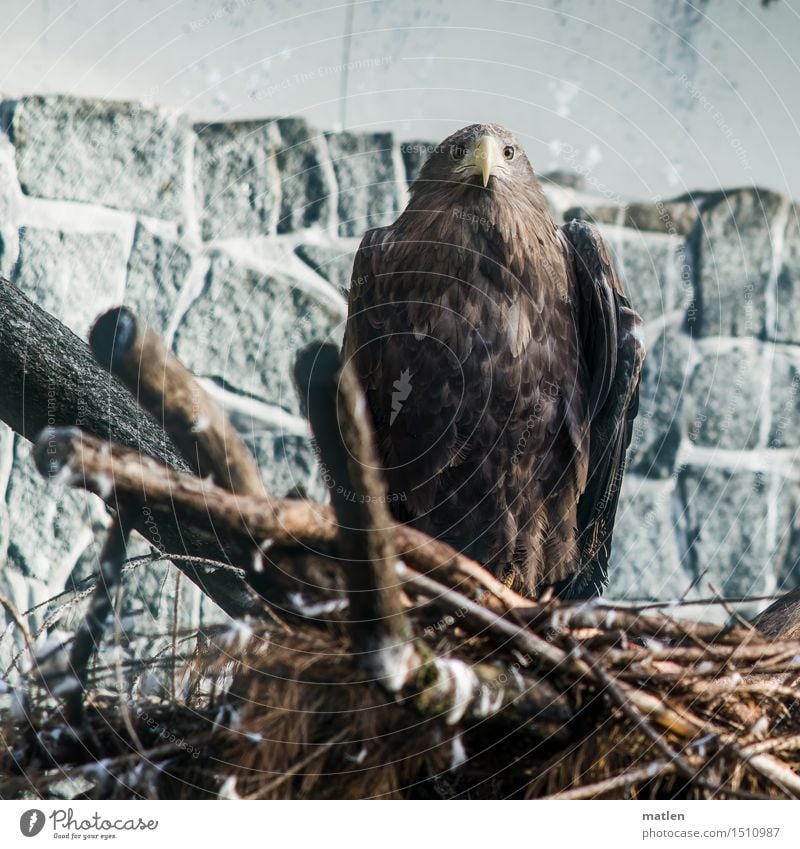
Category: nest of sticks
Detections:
[{"x1": 1, "y1": 306, "x2": 800, "y2": 800}]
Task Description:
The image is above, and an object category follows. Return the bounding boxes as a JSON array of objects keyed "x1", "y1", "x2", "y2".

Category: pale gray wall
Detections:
[{"x1": 0, "y1": 0, "x2": 798, "y2": 201}]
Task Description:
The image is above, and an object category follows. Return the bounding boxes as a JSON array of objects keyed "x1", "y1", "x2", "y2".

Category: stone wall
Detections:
[{"x1": 0, "y1": 95, "x2": 798, "y2": 666}]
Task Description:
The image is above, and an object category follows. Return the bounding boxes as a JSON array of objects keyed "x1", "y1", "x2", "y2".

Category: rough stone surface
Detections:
[
  {"x1": 566, "y1": 200, "x2": 697, "y2": 237},
  {"x1": 0, "y1": 137, "x2": 20, "y2": 278},
  {"x1": 677, "y1": 466, "x2": 792, "y2": 602},
  {"x1": 685, "y1": 342, "x2": 769, "y2": 451},
  {"x1": 606, "y1": 229, "x2": 688, "y2": 322},
  {"x1": 775, "y1": 206, "x2": 800, "y2": 344},
  {"x1": 11, "y1": 95, "x2": 191, "y2": 220},
  {"x1": 294, "y1": 241, "x2": 357, "y2": 296},
  {"x1": 275, "y1": 118, "x2": 335, "y2": 234},
  {"x1": 607, "y1": 479, "x2": 690, "y2": 601},
  {"x1": 399, "y1": 139, "x2": 434, "y2": 186},
  {"x1": 10, "y1": 227, "x2": 127, "y2": 339},
  {"x1": 173, "y1": 252, "x2": 343, "y2": 415},
  {"x1": 768, "y1": 346, "x2": 800, "y2": 448},
  {"x1": 628, "y1": 330, "x2": 692, "y2": 478},
  {"x1": 194, "y1": 120, "x2": 281, "y2": 240},
  {"x1": 236, "y1": 419, "x2": 325, "y2": 501},
  {"x1": 326, "y1": 131, "x2": 402, "y2": 237},
  {"x1": 0, "y1": 96, "x2": 798, "y2": 633},
  {"x1": 124, "y1": 223, "x2": 192, "y2": 333},
  {"x1": 4, "y1": 436, "x2": 108, "y2": 589},
  {"x1": 691, "y1": 188, "x2": 786, "y2": 339}
]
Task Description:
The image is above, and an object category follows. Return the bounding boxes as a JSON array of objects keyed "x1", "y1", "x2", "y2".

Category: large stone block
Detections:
[
  {"x1": 0, "y1": 136, "x2": 19, "y2": 277},
  {"x1": 173, "y1": 252, "x2": 344, "y2": 415},
  {"x1": 11, "y1": 95, "x2": 191, "y2": 219},
  {"x1": 233, "y1": 416, "x2": 325, "y2": 501},
  {"x1": 325, "y1": 131, "x2": 403, "y2": 237},
  {"x1": 399, "y1": 139, "x2": 435, "y2": 186},
  {"x1": 4, "y1": 436, "x2": 108, "y2": 590},
  {"x1": 607, "y1": 229, "x2": 689, "y2": 323},
  {"x1": 677, "y1": 466, "x2": 792, "y2": 601},
  {"x1": 275, "y1": 118, "x2": 336, "y2": 234},
  {"x1": 768, "y1": 346, "x2": 800, "y2": 448},
  {"x1": 10, "y1": 227, "x2": 126, "y2": 339},
  {"x1": 690, "y1": 188, "x2": 787, "y2": 339},
  {"x1": 685, "y1": 342, "x2": 769, "y2": 451},
  {"x1": 194, "y1": 120, "x2": 281, "y2": 240},
  {"x1": 627, "y1": 330, "x2": 692, "y2": 478},
  {"x1": 294, "y1": 241, "x2": 357, "y2": 296},
  {"x1": 124, "y1": 222, "x2": 192, "y2": 334},
  {"x1": 775, "y1": 206, "x2": 800, "y2": 344},
  {"x1": 565, "y1": 200, "x2": 697, "y2": 237},
  {"x1": 606, "y1": 478, "x2": 691, "y2": 601}
]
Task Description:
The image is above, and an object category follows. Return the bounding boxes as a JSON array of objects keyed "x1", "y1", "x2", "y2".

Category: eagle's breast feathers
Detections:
[{"x1": 342, "y1": 124, "x2": 643, "y2": 598}]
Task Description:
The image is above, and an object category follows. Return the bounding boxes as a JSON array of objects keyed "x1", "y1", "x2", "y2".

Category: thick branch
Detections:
[
  {"x1": 295, "y1": 342, "x2": 412, "y2": 687},
  {"x1": 89, "y1": 307, "x2": 266, "y2": 498},
  {"x1": 0, "y1": 278, "x2": 257, "y2": 619},
  {"x1": 753, "y1": 588, "x2": 800, "y2": 640},
  {"x1": 34, "y1": 426, "x2": 528, "y2": 611}
]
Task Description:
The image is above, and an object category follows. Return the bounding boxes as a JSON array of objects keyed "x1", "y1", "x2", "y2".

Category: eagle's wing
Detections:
[
  {"x1": 342, "y1": 225, "x2": 469, "y2": 518},
  {"x1": 557, "y1": 218, "x2": 645, "y2": 598}
]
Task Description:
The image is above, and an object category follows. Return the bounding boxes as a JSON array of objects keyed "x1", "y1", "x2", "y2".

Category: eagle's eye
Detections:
[
  {"x1": 503, "y1": 145, "x2": 515, "y2": 161},
  {"x1": 450, "y1": 144, "x2": 467, "y2": 161}
]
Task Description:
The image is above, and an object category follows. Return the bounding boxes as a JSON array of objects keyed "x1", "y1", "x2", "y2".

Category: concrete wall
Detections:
[
  {"x1": 0, "y1": 1, "x2": 798, "y2": 201},
  {"x1": 0, "y1": 94, "x2": 798, "y2": 670}
]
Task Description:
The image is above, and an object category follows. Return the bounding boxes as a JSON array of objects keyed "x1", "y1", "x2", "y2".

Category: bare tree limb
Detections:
[
  {"x1": 0, "y1": 277, "x2": 258, "y2": 619},
  {"x1": 294, "y1": 342, "x2": 412, "y2": 688},
  {"x1": 61, "y1": 513, "x2": 131, "y2": 725},
  {"x1": 89, "y1": 307, "x2": 267, "y2": 498}
]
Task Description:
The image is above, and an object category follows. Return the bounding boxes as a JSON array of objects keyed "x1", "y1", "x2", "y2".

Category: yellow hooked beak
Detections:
[{"x1": 471, "y1": 134, "x2": 505, "y2": 187}]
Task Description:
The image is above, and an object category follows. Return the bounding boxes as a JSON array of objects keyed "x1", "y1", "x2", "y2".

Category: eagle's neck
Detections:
[{"x1": 399, "y1": 179, "x2": 563, "y2": 295}]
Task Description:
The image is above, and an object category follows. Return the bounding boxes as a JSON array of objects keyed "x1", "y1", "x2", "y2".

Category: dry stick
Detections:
[
  {"x1": 62, "y1": 514, "x2": 131, "y2": 726},
  {"x1": 542, "y1": 759, "x2": 675, "y2": 800},
  {"x1": 708, "y1": 582, "x2": 757, "y2": 634},
  {"x1": 0, "y1": 593, "x2": 35, "y2": 673},
  {"x1": 293, "y1": 343, "x2": 571, "y2": 726},
  {"x1": 28, "y1": 428, "x2": 729, "y2": 735},
  {"x1": 31, "y1": 427, "x2": 528, "y2": 607},
  {"x1": 566, "y1": 637, "x2": 742, "y2": 799},
  {"x1": 294, "y1": 342, "x2": 413, "y2": 688},
  {"x1": 89, "y1": 307, "x2": 267, "y2": 499},
  {"x1": 753, "y1": 587, "x2": 800, "y2": 640},
  {"x1": 28, "y1": 434, "x2": 797, "y2": 742},
  {"x1": 0, "y1": 278, "x2": 256, "y2": 620},
  {"x1": 242, "y1": 727, "x2": 352, "y2": 799}
]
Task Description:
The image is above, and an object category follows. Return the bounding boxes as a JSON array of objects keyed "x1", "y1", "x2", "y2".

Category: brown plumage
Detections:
[{"x1": 342, "y1": 123, "x2": 644, "y2": 598}]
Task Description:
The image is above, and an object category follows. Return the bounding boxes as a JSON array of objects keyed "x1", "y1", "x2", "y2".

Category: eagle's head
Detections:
[{"x1": 414, "y1": 123, "x2": 536, "y2": 193}]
